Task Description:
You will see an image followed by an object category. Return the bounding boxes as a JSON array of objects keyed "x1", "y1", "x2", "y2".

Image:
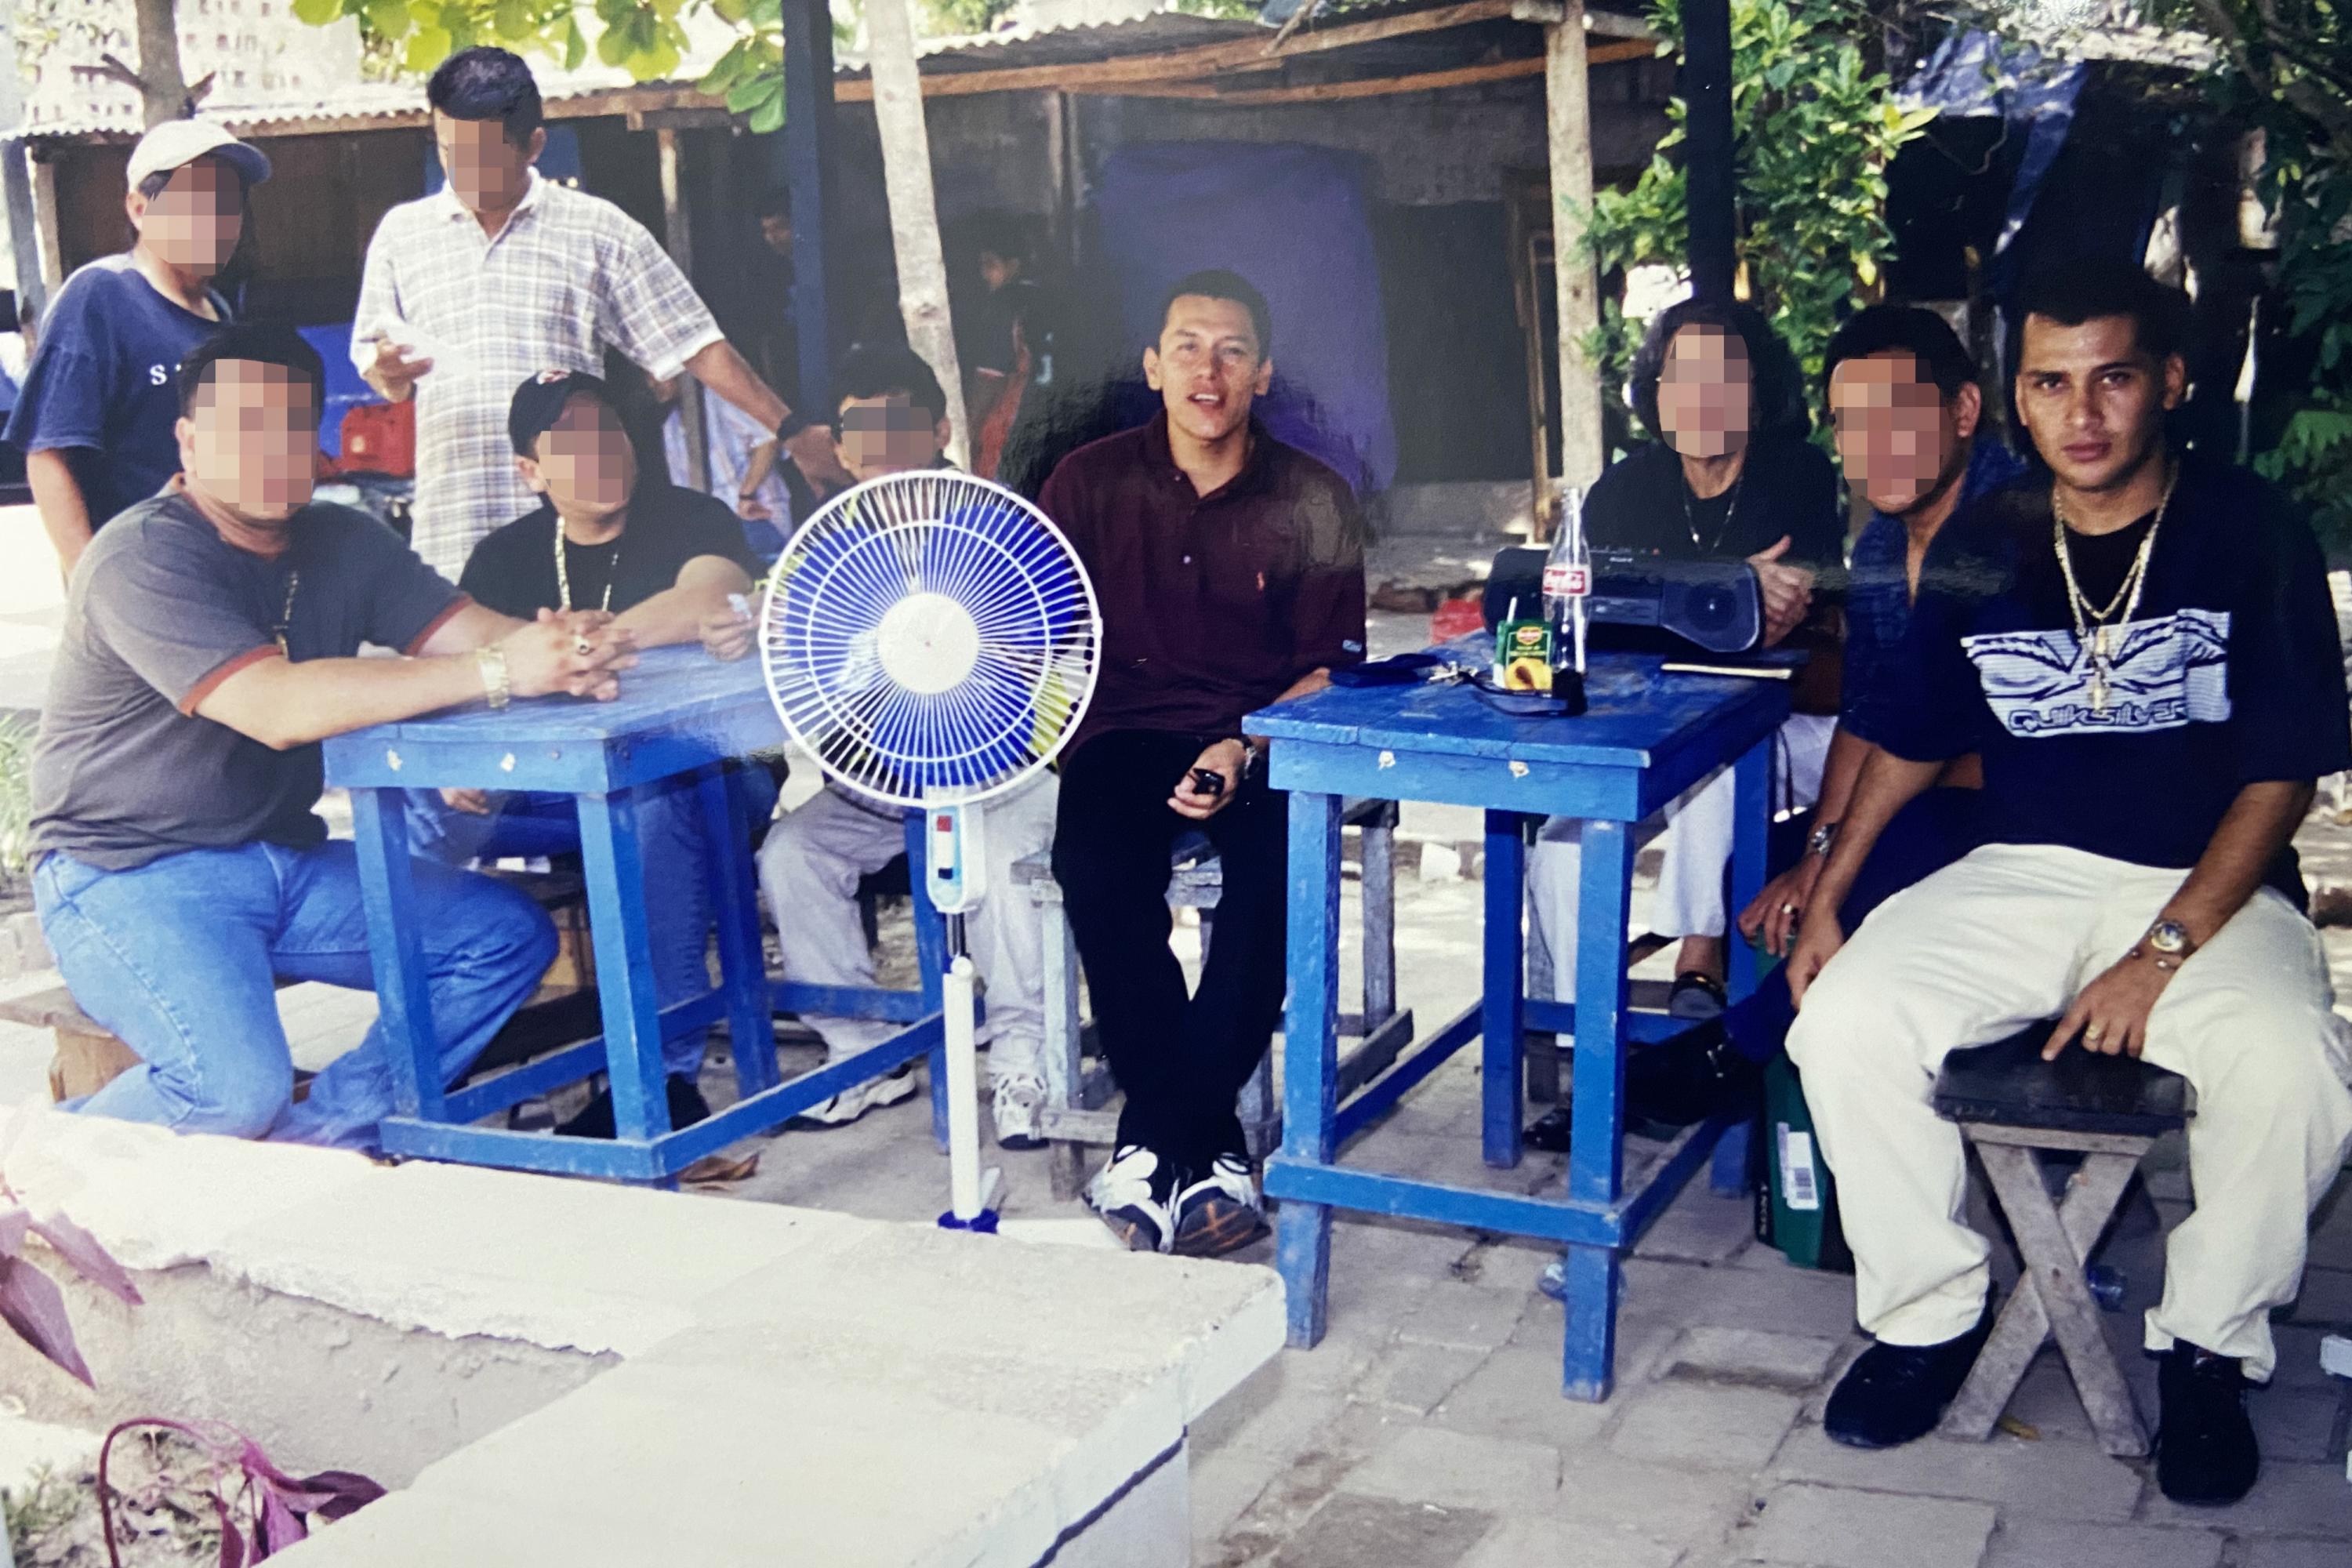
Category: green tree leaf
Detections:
[
  {"x1": 363, "y1": 0, "x2": 410, "y2": 38},
  {"x1": 403, "y1": 21, "x2": 451, "y2": 71},
  {"x1": 292, "y1": 0, "x2": 347, "y2": 25}
]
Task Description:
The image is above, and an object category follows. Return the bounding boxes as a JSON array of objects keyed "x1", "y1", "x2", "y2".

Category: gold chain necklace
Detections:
[
  {"x1": 2051, "y1": 463, "x2": 2176, "y2": 715},
  {"x1": 273, "y1": 569, "x2": 299, "y2": 656},
  {"x1": 553, "y1": 520, "x2": 619, "y2": 615}
]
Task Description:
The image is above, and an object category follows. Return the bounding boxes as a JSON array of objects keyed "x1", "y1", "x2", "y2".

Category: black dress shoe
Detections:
[
  {"x1": 1524, "y1": 1104, "x2": 1574, "y2": 1152},
  {"x1": 2155, "y1": 1342, "x2": 2259, "y2": 1506},
  {"x1": 557, "y1": 1075, "x2": 712, "y2": 1140},
  {"x1": 1520, "y1": 1021, "x2": 1766, "y2": 1151},
  {"x1": 1824, "y1": 1294, "x2": 1996, "y2": 1450},
  {"x1": 1624, "y1": 1019, "x2": 1763, "y2": 1138}
]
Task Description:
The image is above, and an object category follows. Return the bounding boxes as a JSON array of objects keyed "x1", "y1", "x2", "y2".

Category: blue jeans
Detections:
[
  {"x1": 405, "y1": 771, "x2": 778, "y2": 1080},
  {"x1": 1722, "y1": 787, "x2": 1982, "y2": 1063},
  {"x1": 34, "y1": 842, "x2": 557, "y2": 1151}
]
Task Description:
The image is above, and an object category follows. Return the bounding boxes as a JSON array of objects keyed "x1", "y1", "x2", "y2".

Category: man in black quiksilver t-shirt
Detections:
[
  {"x1": 1782, "y1": 261, "x2": 2352, "y2": 1507},
  {"x1": 408, "y1": 371, "x2": 764, "y2": 1139}
]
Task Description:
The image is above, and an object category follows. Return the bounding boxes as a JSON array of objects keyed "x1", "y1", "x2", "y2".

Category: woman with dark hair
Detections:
[
  {"x1": 1524, "y1": 298, "x2": 1844, "y2": 1123},
  {"x1": 1608, "y1": 296, "x2": 1835, "y2": 570}
]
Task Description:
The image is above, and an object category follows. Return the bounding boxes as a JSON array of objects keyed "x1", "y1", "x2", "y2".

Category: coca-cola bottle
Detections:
[{"x1": 1541, "y1": 486, "x2": 1591, "y2": 713}]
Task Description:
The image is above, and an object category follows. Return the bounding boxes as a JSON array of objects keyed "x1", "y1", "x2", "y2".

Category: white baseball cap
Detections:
[{"x1": 125, "y1": 118, "x2": 272, "y2": 192}]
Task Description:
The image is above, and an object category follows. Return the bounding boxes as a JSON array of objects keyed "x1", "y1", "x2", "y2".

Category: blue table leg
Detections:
[
  {"x1": 906, "y1": 814, "x2": 952, "y2": 1153},
  {"x1": 576, "y1": 786, "x2": 672, "y2": 1149},
  {"x1": 1276, "y1": 789, "x2": 1344, "y2": 1349},
  {"x1": 1712, "y1": 734, "x2": 1775, "y2": 1196},
  {"x1": 699, "y1": 766, "x2": 779, "y2": 1098},
  {"x1": 1481, "y1": 811, "x2": 1526, "y2": 1170},
  {"x1": 1563, "y1": 815, "x2": 1634, "y2": 1400},
  {"x1": 349, "y1": 787, "x2": 445, "y2": 1121}
]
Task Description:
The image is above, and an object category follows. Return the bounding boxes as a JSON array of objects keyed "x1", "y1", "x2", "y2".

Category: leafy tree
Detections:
[
  {"x1": 1578, "y1": 0, "x2": 1936, "y2": 423},
  {"x1": 293, "y1": 0, "x2": 944, "y2": 132},
  {"x1": 2180, "y1": 0, "x2": 2352, "y2": 546}
]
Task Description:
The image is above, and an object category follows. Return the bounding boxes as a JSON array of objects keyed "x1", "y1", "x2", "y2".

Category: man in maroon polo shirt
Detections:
[{"x1": 1041, "y1": 269, "x2": 1367, "y2": 1258}]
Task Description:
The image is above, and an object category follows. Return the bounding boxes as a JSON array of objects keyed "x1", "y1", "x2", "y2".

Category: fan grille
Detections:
[{"x1": 758, "y1": 472, "x2": 1101, "y2": 808}]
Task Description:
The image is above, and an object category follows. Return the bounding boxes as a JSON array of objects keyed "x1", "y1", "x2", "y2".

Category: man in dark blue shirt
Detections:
[
  {"x1": 1549, "y1": 308, "x2": 2024, "y2": 1150},
  {"x1": 1784, "y1": 261, "x2": 2352, "y2": 1507},
  {"x1": 5, "y1": 120, "x2": 267, "y2": 575}
]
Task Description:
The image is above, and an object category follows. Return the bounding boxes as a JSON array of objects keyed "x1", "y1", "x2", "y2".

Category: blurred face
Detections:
[
  {"x1": 1828, "y1": 350, "x2": 1980, "y2": 517},
  {"x1": 836, "y1": 392, "x2": 948, "y2": 482},
  {"x1": 1144, "y1": 295, "x2": 1271, "y2": 448},
  {"x1": 1656, "y1": 324, "x2": 1752, "y2": 460},
  {"x1": 518, "y1": 394, "x2": 637, "y2": 522},
  {"x1": 760, "y1": 213, "x2": 793, "y2": 257},
  {"x1": 2014, "y1": 313, "x2": 2184, "y2": 495},
  {"x1": 176, "y1": 360, "x2": 318, "y2": 524},
  {"x1": 432, "y1": 111, "x2": 543, "y2": 216},
  {"x1": 979, "y1": 250, "x2": 1020, "y2": 293},
  {"x1": 129, "y1": 157, "x2": 244, "y2": 275}
]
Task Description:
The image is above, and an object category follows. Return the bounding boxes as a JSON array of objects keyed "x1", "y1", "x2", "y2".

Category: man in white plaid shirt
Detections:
[{"x1": 354, "y1": 47, "x2": 841, "y2": 580}]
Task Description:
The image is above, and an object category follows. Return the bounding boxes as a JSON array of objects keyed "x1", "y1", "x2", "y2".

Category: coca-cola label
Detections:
[{"x1": 1543, "y1": 564, "x2": 1590, "y2": 597}]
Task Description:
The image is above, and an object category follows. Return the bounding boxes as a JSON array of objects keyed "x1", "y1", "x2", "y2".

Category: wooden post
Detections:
[
  {"x1": 656, "y1": 127, "x2": 712, "y2": 493},
  {"x1": 1544, "y1": 2, "x2": 1606, "y2": 517},
  {"x1": 864, "y1": 0, "x2": 972, "y2": 467},
  {"x1": 781, "y1": 0, "x2": 838, "y2": 417},
  {"x1": 30, "y1": 151, "x2": 61, "y2": 295},
  {"x1": 1043, "y1": 89, "x2": 1070, "y2": 266},
  {"x1": 2, "y1": 143, "x2": 39, "y2": 329}
]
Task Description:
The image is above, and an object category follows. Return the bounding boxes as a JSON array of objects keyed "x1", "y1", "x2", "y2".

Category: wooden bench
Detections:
[
  {"x1": 1932, "y1": 1022, "x2": 2192, "y2": 1458},
  {"x1": 1011, "y1": 798, "x2": 1416, "y2": 1200}
]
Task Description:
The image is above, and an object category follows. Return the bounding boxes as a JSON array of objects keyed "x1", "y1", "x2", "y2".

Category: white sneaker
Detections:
[
  {"x1": 1085, "y1": 1144, "x2": 1178, "y2": 1253},
  {"x1": 788, "y1": 1064, "x2": 919, "y2": 1129},
  {"x1": 1172, "y1": 1153, "x2": 1267, "y2": 1258},
  {"x1": 991, "y1": 1074, "x2": 1047, "y2": 1151}
]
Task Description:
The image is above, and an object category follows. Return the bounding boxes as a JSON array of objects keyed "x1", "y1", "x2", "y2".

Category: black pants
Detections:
[{"x1": 1052, "y1": 730, "x2": 1290, "y2": 1173}]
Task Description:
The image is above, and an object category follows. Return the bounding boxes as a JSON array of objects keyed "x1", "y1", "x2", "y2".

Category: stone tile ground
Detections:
[
  {"x1": 0, "y1": 519, "x2": 2347, "y2": 1563},
  {"x1": 3, "y1": 844, "x2": 2341, "y2": 1566}
]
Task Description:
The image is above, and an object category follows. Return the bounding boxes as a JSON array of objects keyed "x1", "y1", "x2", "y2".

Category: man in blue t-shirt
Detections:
[
  {"x1": 5, "y1": 120, "x2": 267, "y2": 576},
  {"x1": 1783, "y1": 261, "x2": 2352, "y2": 1507},
  {"x1": 1537, "y1": 308, "x2": 2023, "y2": 1149}
]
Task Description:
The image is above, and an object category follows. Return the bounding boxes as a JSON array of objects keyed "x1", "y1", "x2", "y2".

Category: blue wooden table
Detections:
[
  {"x1": 324, "y1": 644, "x2": 949, "y2": 1182},
  {"x1": 1249, "y1": 651, "x2": 1790, "y2": 1400}
]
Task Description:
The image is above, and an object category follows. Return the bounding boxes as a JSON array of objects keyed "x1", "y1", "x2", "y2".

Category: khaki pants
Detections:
[
  {"x1": 756, "y1": 775, "x2": 1058, "y2": 1081},
  {"x1": 1787, "y1": 843, "x2": 2352, "y2": 1381}
]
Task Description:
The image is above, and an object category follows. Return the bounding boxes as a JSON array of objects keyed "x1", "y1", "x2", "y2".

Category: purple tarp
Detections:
[{"x1": 1090, "y1": 141, "x2": 1398, "y2": 495}]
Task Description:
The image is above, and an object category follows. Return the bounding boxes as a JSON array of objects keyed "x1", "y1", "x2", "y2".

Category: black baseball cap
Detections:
[{"x1": 507, "y1": 369, "x2": 623, "y2": 456}]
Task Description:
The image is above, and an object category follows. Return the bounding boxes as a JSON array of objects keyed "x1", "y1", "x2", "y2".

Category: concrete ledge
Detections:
[{"x1": 0, "y1": 1105, "x2": 1286, "y2": 1566}]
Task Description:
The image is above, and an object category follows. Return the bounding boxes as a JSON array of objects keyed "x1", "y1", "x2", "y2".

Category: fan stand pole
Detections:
[{"x1": 938, "y1": 913, "x2": 1002, "y2": 1233}]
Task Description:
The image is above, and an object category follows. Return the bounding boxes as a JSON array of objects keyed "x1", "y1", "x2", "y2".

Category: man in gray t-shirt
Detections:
[{"x1": 30, "y1": 321, "x2": 633, "y2": 1151}]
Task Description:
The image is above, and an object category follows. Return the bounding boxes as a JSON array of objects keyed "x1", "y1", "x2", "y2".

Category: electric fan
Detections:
[{"x1": 757, "y1": 471, "x2": 1101, "y2": 1231}]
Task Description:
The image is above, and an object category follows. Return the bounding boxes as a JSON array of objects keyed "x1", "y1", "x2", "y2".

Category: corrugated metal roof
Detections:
[
  {"x1": 21, "y1": 0, "x2": 1646, "y2": 141},
  {"x1": 22, "y1": 69, "x2": 711, "y2": 143}
]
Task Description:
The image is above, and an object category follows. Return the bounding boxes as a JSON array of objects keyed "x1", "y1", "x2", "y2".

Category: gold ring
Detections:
[{"x1": 2084, "y1": 1024, "x2": 2107, "y2": 1040}]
